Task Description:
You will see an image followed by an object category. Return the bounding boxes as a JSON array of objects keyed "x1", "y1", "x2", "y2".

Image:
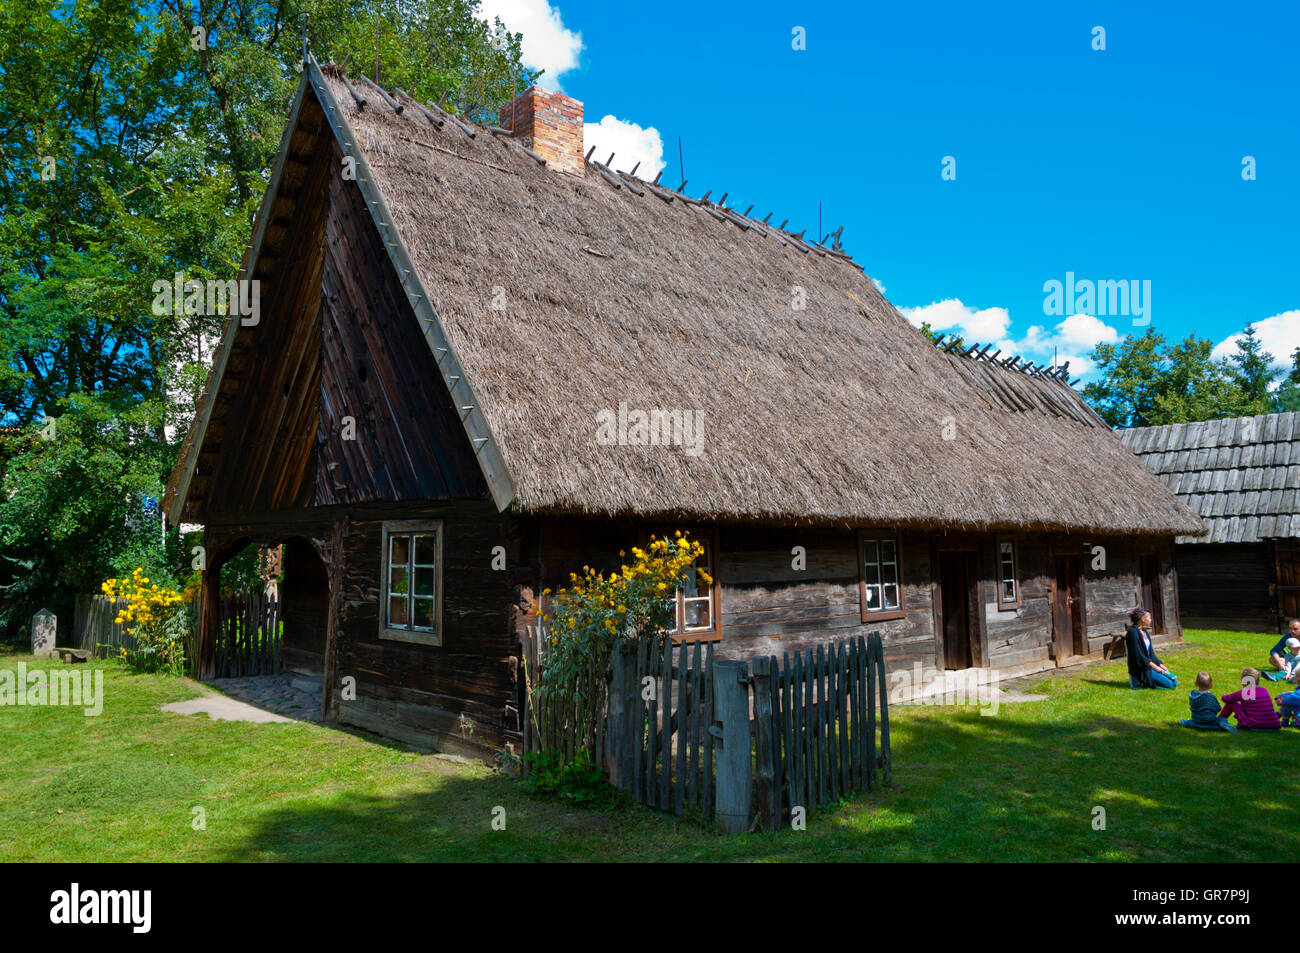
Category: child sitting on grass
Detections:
[
  {"x1": 1219, "y1": 669, "x2": 1282, "y2": 730},
  {"x1": 1180, "y1": 671, "x2": 1236, "y2": 732},
  {"x1": 1278, "y1": 686, "x2": 1300, "y2": 727}
]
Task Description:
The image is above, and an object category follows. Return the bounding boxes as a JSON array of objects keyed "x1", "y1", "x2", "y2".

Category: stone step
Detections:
[{"x1": 289, "y1": 675, "x2": 323, "y2": 695}]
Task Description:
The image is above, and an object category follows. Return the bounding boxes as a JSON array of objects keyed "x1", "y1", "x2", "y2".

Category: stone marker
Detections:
[{"x1": 32, "y1": 608, "x2": 57, "y2": 658}]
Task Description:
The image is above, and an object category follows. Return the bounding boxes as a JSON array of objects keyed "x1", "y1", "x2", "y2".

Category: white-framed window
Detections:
[
  {"x1": 678, "y1": 535, "x2": 716, "y2": 635},
  {"x1": 998, "y1": 538, "x2": 1019, "y2": 609},
  {"x1": 380, "y1": 520, "x2": 443, "y2": 645},
  {"x1": 860, "y1": 535, "x2": 904, "y2": 619}
]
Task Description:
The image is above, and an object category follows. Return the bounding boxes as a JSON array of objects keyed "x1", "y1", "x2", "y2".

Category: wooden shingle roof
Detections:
[{"x1": 1119, "y1": 413, "x2": 1300, "y2": 544}]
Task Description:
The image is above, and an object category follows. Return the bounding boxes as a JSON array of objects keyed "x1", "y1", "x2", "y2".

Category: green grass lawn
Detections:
[{"x1": 2, "y1": 629, "x2": 1296, "y2": 862}]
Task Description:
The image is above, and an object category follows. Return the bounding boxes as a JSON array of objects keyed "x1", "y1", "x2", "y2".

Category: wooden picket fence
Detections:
[
  {"x1": 213, "y1": 588, "x2": 282, "y2": 678},
  {"x1": 751, "y1": 633, "x2": 891, "y2": 828},
  {"x1": 520, "y1": 623, "x2": 890, "y2": 832},
  {"x1": 74, "y1": 593, "x2": 201, "y2": 674},
  {"x1": 606, "y1": 638, "x2": 717, "y2": 817}
]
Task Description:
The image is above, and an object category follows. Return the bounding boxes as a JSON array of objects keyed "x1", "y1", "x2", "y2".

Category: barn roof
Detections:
[
  {"x1": 1119, "y1": 412, "x2": 1300, "y2": 544},
  {"x1": 166, "y1": 59, "x2": 1203, "y2": 536}
]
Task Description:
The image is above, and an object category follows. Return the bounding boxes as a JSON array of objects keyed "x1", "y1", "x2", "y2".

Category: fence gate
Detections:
[{"x1": 213, "y1": 589, "x2": 282, "y2": 678}]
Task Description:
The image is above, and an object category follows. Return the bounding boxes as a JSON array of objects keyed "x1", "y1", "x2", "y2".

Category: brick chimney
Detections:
[{"x1": 500, "y1": 86, "x2": 584, "y2": 176}]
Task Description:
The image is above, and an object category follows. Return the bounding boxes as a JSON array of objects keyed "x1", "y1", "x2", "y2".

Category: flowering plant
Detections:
[
  {"x1": 540, "y1": 532, "x2": 707, "y2": 690},
  {"x1": 101, "y1": 568, "x2": 188, "y2": 675}
]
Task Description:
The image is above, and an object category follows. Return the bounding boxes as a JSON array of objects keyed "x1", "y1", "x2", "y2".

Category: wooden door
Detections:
[
  {"x1": 1276, "y1": 541, "x2": 1300, "y2": 630},
  {"x1": 939, "y1": 551, "x2": 972, "y2": 669},
  {"x1": 1139, "y1": 554, "x2": 1165, "y2": 635},
  {"x1": 1052, "y1": 555, "x2": 1084, "y2": 659}
]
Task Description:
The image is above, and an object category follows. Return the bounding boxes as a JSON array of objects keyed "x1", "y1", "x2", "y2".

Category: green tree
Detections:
[
  {"x1": 1273, "y1": 346, "x2": 1300, "y2": 413},
  {"x1": 1224, "y1": 323, "x2": 1278, "y2": 416},
  {"x1": 1082, "y1": 329, "x2": 1168, "y2": 428},
  {"x1": 1152, "y1": 335, "x2": 1240, "y2": 424}
]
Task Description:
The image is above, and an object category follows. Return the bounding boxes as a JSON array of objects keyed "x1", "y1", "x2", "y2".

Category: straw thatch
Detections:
[
  {"x1": 168, "y1": 62, "x2": 1204, "y2": 536},
  {"x1": 1120, "y1": 412, "x2": 1300, "y2": 544}
]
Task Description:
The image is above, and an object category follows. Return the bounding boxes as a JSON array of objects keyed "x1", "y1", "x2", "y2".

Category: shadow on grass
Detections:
[{"x1": 216, "y1": 700, "x2": 1300, "y2": 862}]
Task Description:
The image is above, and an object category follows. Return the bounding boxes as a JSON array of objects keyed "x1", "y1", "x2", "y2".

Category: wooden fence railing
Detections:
[
  {"x1": 74, "y1": 594, "x2": 201, "y2": 675},
  {"x1": 521, "y1": 625, "x2": 890, "y2": 832}
]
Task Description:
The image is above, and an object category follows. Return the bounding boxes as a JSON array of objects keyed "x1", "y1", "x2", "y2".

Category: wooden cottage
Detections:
[
  {"x1": 164, "y1": 58, "x2": 1204, "y2": 758},
  {"x1": 1120, "y1": 413, "x2": 1300, "y2": 633}
]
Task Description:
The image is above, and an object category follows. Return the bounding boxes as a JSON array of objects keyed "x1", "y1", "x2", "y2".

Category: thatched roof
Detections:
[
  {"x1": 167, "y1": 60, "x2": 1203, "y2": 536},
  {"x1": 1120, "y1": 412, "x2": 1300, "y2": 544}
]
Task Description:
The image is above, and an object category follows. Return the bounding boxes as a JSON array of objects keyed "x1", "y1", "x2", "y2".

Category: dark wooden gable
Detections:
[
  {"x1": 316, "y1": 136, "x2": 486, "y2": 506},
  {"x1": 204, "y1": 97, "x2": 487, "y2": 517}
]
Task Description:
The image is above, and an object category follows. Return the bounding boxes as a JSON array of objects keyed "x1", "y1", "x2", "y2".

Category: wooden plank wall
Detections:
[
  {"x1": 526, "y1": 517, "x2": 1182, "y2": 681},
  {"x1": 1174, "y1": 541, "x2": 1273, "y2": 632},
  {"x1": 332, "y1": 501, "x2": 523, "y2": 756},
  {"x1": 316, "y1": 138, "x2": 486, "y2": 507},
  {"x1": 280, "y1": 537, "x2": 329, "y2": 676}
]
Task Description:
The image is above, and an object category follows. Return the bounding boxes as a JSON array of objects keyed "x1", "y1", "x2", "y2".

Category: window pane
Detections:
[
  {"x1": 390, "y1": 535, "x2": 409, "y2": 566},
  {"x1": 390, "y1": 565, "x2": 409, "y2": 595},
  {"x1": 412, "y1": 597, "x2": 435, "y2": 629},
  {"x1": 883, "y1": 584, "x2": 900, "y2": 610},
  {"x1": 684, "y1": 595, "x2": 711, "y2": 630},
  {"x1": 864, "y1": 583, "x2": 881, "y2": 611},
  {"x1": 863, "y1": 539, "x2": 879, "y2": 569},
  {"x1": 389, "y1": 596, "x2": 409, "y2": 626},
  {"x1": 414, "y1": 534, "x2": 438, "y2": 565},
  {"x1": 880, "y1": 539, "x2": 896, "y2": 564},
  {"x1": 1002, "y1": 579, "x2": 1016, "y2": 601},
  {"x1": 415, "y1": 566, "x2": 435, "y2": 596},
  {"x1": 880, "y1": 555, "x2": 899, "y2": 588}
]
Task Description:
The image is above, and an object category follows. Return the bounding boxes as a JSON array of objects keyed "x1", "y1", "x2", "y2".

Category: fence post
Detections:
[
  {"x1": 606, "y1": 642, "x2": 629, "y2": 789},
  {"x1": 871, "y1": 633, "x2": 892, "y2": 786},
  {"x1": 713, "y1": 660, "x2": 752, "y2": 834},
  {"x1": 751, "y1": 656, "x2": 779, "y2": 831}
]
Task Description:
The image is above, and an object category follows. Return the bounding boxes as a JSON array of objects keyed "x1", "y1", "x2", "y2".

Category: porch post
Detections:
[{"x1": 197, "y1": 540, "x2": 227, "y2": 680}]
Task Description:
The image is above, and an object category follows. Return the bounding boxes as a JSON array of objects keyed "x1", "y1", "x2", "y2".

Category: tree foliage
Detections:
[
  {"x1": 1083, "y1": 325, "x2": 1281, "y2": 428},
  {"x1": 0, "y1": 0, "x2": 534, "y2": 636}
]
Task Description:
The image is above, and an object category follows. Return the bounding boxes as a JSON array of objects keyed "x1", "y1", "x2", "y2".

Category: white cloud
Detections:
[
  {"x1": 871, "y1": 277, "x2": 886, "y2": 295},
  {"x1": 1054, "y1": 312, "x2": 1119, "y2": 352},
  {"x1": 583, "y1": 115, "x2": 666, "y2": 179},
  {"x1": 900, "y1": 297, "x2": 1115, "y2": 380},
  {"x1": 479, "y1": 0, "x2": 583, "y2": 85},
  {"x1": 1211, "y1": 309, "x2": 1300, "y2": 365},
  {"x1": 900, "y1": 298, "x2": 1011, "y2": 342}
]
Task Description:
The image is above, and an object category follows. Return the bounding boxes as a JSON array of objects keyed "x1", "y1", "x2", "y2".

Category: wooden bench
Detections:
[
  {"x1": 55, "y1": 647, "x2": 92, "y2": 664},
  {"x1": 1103, "y1": 632, "x2": 1127, "y2": 661}
]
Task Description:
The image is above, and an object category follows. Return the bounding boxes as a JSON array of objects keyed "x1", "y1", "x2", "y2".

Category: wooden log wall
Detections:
[
  {"x1": 1174, "y1": 541, "x2": 1273, "y2": 632},
  {"x1": 525, "y1": 516, "x2": 1184, "y2": 684},
  {"x1": 331, "y1": 501, "x2": 523, "y2": 757}
]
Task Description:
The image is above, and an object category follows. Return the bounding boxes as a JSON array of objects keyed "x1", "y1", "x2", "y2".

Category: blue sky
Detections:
[{"x1": 479, "y1": 0, "x2": 1299, "y2": 379}]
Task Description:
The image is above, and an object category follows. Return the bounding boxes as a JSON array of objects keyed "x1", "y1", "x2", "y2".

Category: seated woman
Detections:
[
  {"x1": 1126, "y1": 607, "x2": 1177, "y2": 689},
  {"x1": 1219, "y1": 669, "x2": 1281, "y2": 730}
]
